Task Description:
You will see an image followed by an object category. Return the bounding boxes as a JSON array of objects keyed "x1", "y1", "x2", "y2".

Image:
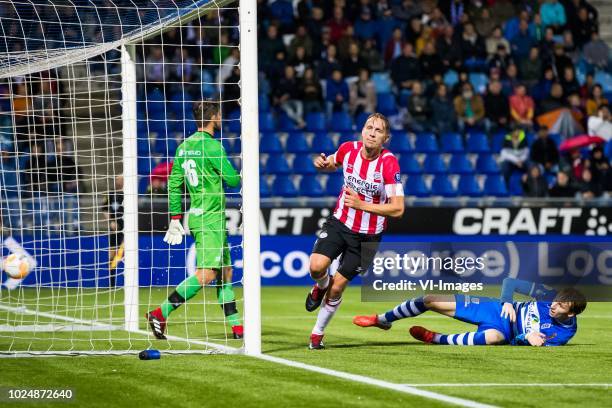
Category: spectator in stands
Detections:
[
  {"x1": 49, "y1": 138, "x2": 80, "y2": 194},
  {"x1": 568, "y1": 92, "x2": 587, "y2": 129},
  {"x1": 218, "y1": 48, "x2": 239, "y2": 87},
  {"x1": 390, "y1": 43, "x2": 421, "y2": 94},
  {"x1": 259, "y1": 25, "x2": 285, "y2": 73},
  {"x1": 384, "y1": 27, "x2": 405, "y2": 66},
  {"x1": 540, "y1": 0, "x2": 567, "y2": 33},
  {"x1": 289, "y1": 45, "x2": 311, "y2": 78},
  {"x1": 586, "y1": 84, "x2": 608, "y2": 117},
  {"x1": 145, "y1": 47, "x2": 166, "y2": 92},
  {"x1": 580, "y1": 73, "x2": 595, "y2": 100},
  {"x1": 539, "y1": 82, "x2": 567, "y2": 114},
  {"x1": 419, "y1": 41, "x2": 445, "y2": 79},
  {"x1": 301, "y1": 67, "x2": 324, "y2": 114},
  {"x1": 337, "y1": 25, "x2": 357, "y2": 62},
  {"x1": 318, "y1": 44, "x2": 341, "y2": 80},
  {"x1": 561, "y1": 67, "x2": 580, "y2": 98},
  {"x1": 148, "y1": 161, "x2": 172, "y2": 195},
  {"x1": 588, "y1": 105, "x2": 612, "y2": 141},
  {"x1": 502, "y1": 64, "x2": 521, "y2": 96},
  {"x1": 360, "y1": 39, "x2": 385, "y2": 72},
  {"x1": 289, "y1": 25, "x2": 313, "y2": 60},
  {"x1": 0, "y1": 142, "x2": 20, "y2": 199},
  {"x1": 31, "y1": 77, "x2": 61, "y2": 140},
  {"x1": 392, "y1": 0, "x2": 423, "y2": 23},
  {"x1": 460, "y1": 22, "x2": 486, "y2": 64},
  {"x1": 552, "y1": 44, "x2": 573, "y2": 80},
  {"x1": 572, "y1": 7, "x2": 598, "y2": 47},
  {"x1": 427, "y1": 7, "x2": 449, "y2": 37},
  {"x1": 522, "y1": 163, "x2": 549, "y2": 198},
  {"x1": 530, "y1": 126, "x2": 560, "y2": 172},
  {"x1": 529, "y1": 13, "x2": 546, "y2": 42},
  {"x1": 325, "y1": 68, "x2": 350, "y2": 117},
  {"x1": 531, "y1": 66, "x2": 556, "y2": 102},
  {"x1": 484, "y1": 80, "x2": 510, "y2": 132},
  {"x1": 510, "y1": 84, "x2": 535, "y2": 129},
  {"x1": 488, "y1": 44, "x2": 513, "y2": 73},
  {"x1": 452, "y1": 70, "x2": 470, "y2": 97},
  {"x1": 579, "y1": 168, "x2": 602, "y2": 198},
  {"x1": 405, "y1": 17, "x2": 424, "y2": 47},
  {"x1": 349, "y1": 68, "x2": 376, "y2": 116},
  {"x1": 437, "y1": 25, "x2": 463, "y2": 71},
  {"x1": 273, "y1": 66, "x2": 305, "y2": 128},
  {"x1": 485, "y1": 26, "x2": 510, "y2": 57},
  {"x1": 454, "y1": 82, "x2": 485, "y2": 132},
  {"x1": 583, "y1": 32, "x2": 610, "y2": 70},
  {"x1": 406, "y1": 81, "x2": 430, "y2": 132},
  {"x1": 587, "y1": 145, "x2": 612, "y2": 191},
  {"x1": 510, "y1": 19, "x2": 534, "y2": 60},
  {"x1": 473, "y1": 8, "x2": 496, "y2": 39},
  {"x1": 539, "y1": 27, "x2": 557, "y2": 65},
  {"x1": 269, "y1": 0, "x2": 294, "y2": 32},
  {"x1": 549, "y1": 170, "x2": 577, "y2": 197},
  {"x1": 354, "y1": 8, "x2": 377, "y2": 42},
  {"x1": 500, "y1": 128, "x2": 529, "y2": 184},
  {"x1": 564, "y1": 0, "x2": 599, "y2": 34},
  {"x1": 222, "y1": 66, "x2": 241, "y2": 114},
  {"x1": 327, "y1": 6, "x2": 350, "y2": 44},
  {"x1": 169, "y1": 47, "x2": 194, "y2": 89},
  {"x1": 305, "y1": 6, "x2": 325, "y2": 47},
  {"x1": 519, "y1": 47, "x2": 543, "y2": 88},
  {"x1": 24, "y1": 143, "x2": 50, "y2": 195},
  {"x1": 430, "y1": 83, "x2": 456, "y2": 134},
  {"x1": 103, "y1": 175, "x2": 124, "y2": 287},
  {"x1": 562, "y1": 31, "x2": 580, "y2": 63},
  {"x1": 441, "y1": 0, "x2": 466, "y2": 26},
  {"x1": 342, "y1": 42, "x2": 366, "y2": 78}
]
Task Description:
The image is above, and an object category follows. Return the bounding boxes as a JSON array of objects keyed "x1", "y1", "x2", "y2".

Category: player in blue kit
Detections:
[{"x1": 353, "y1": 278, "x2": 587, "y2": 346}]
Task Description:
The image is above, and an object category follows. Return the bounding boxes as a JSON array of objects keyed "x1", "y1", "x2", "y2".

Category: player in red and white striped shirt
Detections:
[{"x1": 305, "y1": 113, "x2": 405, "y2": 349}]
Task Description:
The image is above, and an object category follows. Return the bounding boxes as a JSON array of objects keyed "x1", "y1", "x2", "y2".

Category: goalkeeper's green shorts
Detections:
[{"x1": 192, "y1": 228, "x2": 231, "y2": 270}]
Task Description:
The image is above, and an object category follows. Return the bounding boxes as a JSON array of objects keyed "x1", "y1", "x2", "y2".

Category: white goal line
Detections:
[{"x1": 401, "y1": 383, "x2": 612, "y2": 388}]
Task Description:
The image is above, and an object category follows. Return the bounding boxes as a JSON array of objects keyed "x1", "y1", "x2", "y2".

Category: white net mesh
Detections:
[{"x1": 0, "y1": 0, "x2": 244, "y2": 355}]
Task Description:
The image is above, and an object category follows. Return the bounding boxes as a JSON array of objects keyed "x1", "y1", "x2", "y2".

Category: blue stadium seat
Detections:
[
  {"x1": 312, "y1": 133, "x2": 336, "y2": 152},
  {"x1": 137, "y1": 137, "x2": 152, "y2": 155},
  {"x1": 414, "y1": 132, "x2": 438, "y2": 153},
  {"x1": 404, "y1": 176, "x2": 429, "y2": 197},
  {"x1": 508, "y1": 173, "x2": 524, "y2": 196},
  {"x1": 431, "y1": 176, "x2": 457, "y2": 197},
  {"x1": 137, "y1": 157, "x2": 153, "y2": 175},
  {"x1": 278, "y1": 113, "x2": 298, "y2": 132},
  {"x1": 272, "y1": 175, "x2": 298, "y2": 197},
  {"x1": 259, "y1": 112, "x2": 276, "y2": 132},
  {"x1": 440, "y1": 132, "x2": 464, "y2": 153},
  {"x1": 286, "y1": 132, "x2": 311, "y2": 153},
  {"x1": 260, "y1": 176, "x2": 271, "y2": 198},
  {"x1": 458, "y1": 175, "x2": 482, "y2": 197},
  {"x1": 466, "y1": 131, "x2": 490, "y2": 153},
  {"x1": 226, "y1": 110, "x2": 241, "y2": 133},
  {"x1": 443, "y1": 70, "x2": 458, "y2": 87},
  {"x1": 389, "y1": 132, "x2": 412, "y2": 153},
  {"x1": 325, "y1": 173, "x2": 344, "y2": 196},
  {"x1": 259, "y1": 94, "x2": 270, "y2": 112},
  {"x1": 469, "y1": 73, "x2": 488, "y2": 94},
  {"x1": 595, "y1": 71, "x2": 612, "y2": 92},
  {"x1": 338, "y1": 132, "x2": 358, "y2": 145},
  {"x1": 377, "y1": 93, "x2": 397, "y2": 116},
  {"x1": 483, "y1": 175, "x2": 509, "y2": 196},
  {"x1": 260, "y1": 133, "x2": 283, "y2": 154},
  {"x1": 221, "y1": 138, "x2": 233, "y2": 153},
  {"x1": 492, "y1": 131, "x2": 507, "y2": 152},
  {"x1": 306, "y1": 112, "x2": 327, "y2": 132},
  {"x1": 138, "y1": 176, "x2": 149, "y2": 194},
  {"x1": 372, "y1": 72, "x2": 392, "y2": 93},
  {"x1": 330, "y1": 111, "x2": 353, "y2": 132},
  {"x1": 398, "y1": 154, "x2": 421, "y2": 174},
  {"x1": 476, "y1": 154, "x2": 500, "y2": 174},
  {"x1": 165, "y1": 138, "x2": 178, "y2": 157},
  {"x1": 605, "y1": 140, "x2": 612, "y2": 158},
  {"x1": 423, "y1": 154, "x2": 447, "y2": 174},
  {"x1": 300, "y1": 175, "x2": 325, "y2": 197},
  {"x1": 168, "y1": 92, "x2": 192, "y2": 117},
  {"x1": 264, "y1": 153, "x2": 291, "y2": 174},
  {"x1": 549, "y1": 133, "x2": 561, "y2": 147},
  {"x1": 293, "y1": 154, "x2": 317, "y2": 174},
  {"x1": 448, "y1": 154, "x2": 474, "y2": 174},
  {"x1": 355, "y1": 111, "x2": 372, "y2": 129}
]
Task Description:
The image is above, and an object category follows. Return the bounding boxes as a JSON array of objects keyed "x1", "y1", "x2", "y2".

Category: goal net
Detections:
[{"x1": 0, "y1": 0, "x2": 260, "y2": 356}]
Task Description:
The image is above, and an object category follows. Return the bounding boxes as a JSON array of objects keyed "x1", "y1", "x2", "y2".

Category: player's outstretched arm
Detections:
[
  {"x1": 344, "y1": 188, "x2": 404, "y2": 218},
  {"x1": 313, "y1": 153, "x2": 339, "y2": 172}
]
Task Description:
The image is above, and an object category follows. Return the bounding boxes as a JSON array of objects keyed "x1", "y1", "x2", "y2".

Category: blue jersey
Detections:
[{"x1": 511, "y1": 301, "x2": 577, "y2": 346}]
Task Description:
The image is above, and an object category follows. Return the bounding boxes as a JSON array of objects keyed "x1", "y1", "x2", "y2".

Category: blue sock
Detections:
[
  {"x1": 435, "y1": 331, "x2": 487, "y2": 345},
  {"x1": 379, "y1": 297, "x2": 427, "y2": 323}
]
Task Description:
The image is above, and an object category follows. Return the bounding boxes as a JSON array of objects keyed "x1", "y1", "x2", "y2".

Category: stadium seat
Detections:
[
  {"x1": 272, "y1": 175, "x2": 298, "y2": 197},
  {"x1": 338, "y1": 132, "x2": 358, "y2": 145},
  {"x1": 138, "y1": 176, "x2": 149, "y2": 195},
  {"x1": 377, "y1": 93, "x2": 397, "y2": 116},
  {"x1": 448, "y1": 154, "x2": 474, "y2": 174},
  {"x1": 483, "y1": 175, "x2": 509, "y2": 196},
  {"x1": 605, "y1": 140, "x2": 612, "y2": 158},
  {"x1": 594, "y1": 71, "x2": 612, "y2": 92},
  {"x1": 443, "y1": 70, "x2": 458, "y2": 87},
  {"x1": 325, "y1": 173, "x2": 344, "y2": 196},
  {"x1": 264, "y1": 153, "x2": 291, "y2": 174},
  {"x1": 137, "y1": 157, "x2": 153, "y2": 175},
  {"x1": 372, "y1": 72, "x2": 392, "y2": 93},
  {"x1": 164, "y1": 138, "x2": 178, "y2": 156},
  {"x1": 299, "y1": 175, "x2": 325, "y2": 197},
  {"x1": 259, "y1": 94, "x2": 270, "y2": 112},
  {"x1": 389, "y1": 132, "x2": 412, "y2": 153},
  {"x1": 398, "y1": 154, "x2": 421, "y2": 174},
  {"x1": 404, "y1": 175, "x2": 429, "y2": 197},
  {"x1": 476, "y1": 154, "x2": 500, "y2": 174},
  {"x1": 431, "y1": 175, "x2": 457, "y2": 197},
  {"x1": 355, "y1": 111, "x2": 372, "y2": 129},
  {"x1": 330, "y1": 111, "x2": 353, "y2": 132},
  {"x1": 286, "y1": 132, "x2": 310, "y2": 153},
  {"x1": 312, "y1": 133, "x2": 336, "y2": 152},
  {"x1": 440, "y1": 132, "x2": 464, "y2": 153},
  {"x1": 492, "y1": 131, "x2": 507, "y2": 152},
  {"x1": 509, "y1": 172, "x2": 524, "y2": 196},
  {"x1": 260, "y1": 133, "x2": 283, "y2": 154},
  {"x1": 423, "y1": 154, "x2": 447, "y2": 174},
  {"x1": 469, "y1": 73, "x2": 488, "y2": 94},
  {"x1": 306, "y1": 112, "x2": 326, "y2": 132},
  {"x1": 259, "y1": 112, "x2": 276, "y2": 132},
  {"x1": 466, "y1": 131, "x2": 490, "y2": 153},
  {"x1": 278, "y1": 113, "x2": 298, "y2": 132},
  {"x1": 260, "y1": 176, "x2": 271, "y2": 198},
  {"x1": 293, "y1": 154, "x2": 317, "y2": 174},
  {"x1": 458, "y1": 175, "x2": 482, "y2": 197},
  {"x1": 221, "y1": 138, "x2": 233, "y2": 153},
  {"x1": 226, "y1": 110, "x2": 241, "y2": 133},
  {"x1": 414, "y1": 132, "x2": 438, "y2": 153}
]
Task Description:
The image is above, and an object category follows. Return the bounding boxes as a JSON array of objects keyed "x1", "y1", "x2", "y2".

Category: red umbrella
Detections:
[{"x1": 559, "y1": 134, "x2": 605, "y2": 152}]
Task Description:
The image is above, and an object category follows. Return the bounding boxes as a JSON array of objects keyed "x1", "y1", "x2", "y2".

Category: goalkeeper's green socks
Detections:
[
  {"x1": 217, "y1": 283, "x2": 241, "y2": 327},
  {"x1": 160, "y1": 275, "x2": 202, "y2": 318}
]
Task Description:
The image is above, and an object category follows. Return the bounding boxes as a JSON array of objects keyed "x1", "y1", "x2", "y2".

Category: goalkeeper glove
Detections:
[{"x1": 164, "y1": 219, "x2": 185, "y2": 245}]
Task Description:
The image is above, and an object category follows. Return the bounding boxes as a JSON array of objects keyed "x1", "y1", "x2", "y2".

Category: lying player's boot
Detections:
[
  {"x1": 308, "y1": 333, "x2": 325, "y2": 350},
  {"x1": 145, "y1": 308, "x2": 167, "y2": 340},
  {"x1": 231, "y1": 325, "x2": 244, "y2": 339},
  {"x1": 409, "y1": 326, "x2": 437, "y2": 344},
  {"x1": 352, "y1": 315, "x2": 392, "y2": 330},
  {"x1": 305, "y1": 283, "x2": 329, "y2": 312}
]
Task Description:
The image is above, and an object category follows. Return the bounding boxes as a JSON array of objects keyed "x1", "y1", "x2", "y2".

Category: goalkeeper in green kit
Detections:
[{"x1": 146, "y1": 100, "x2": 243, "y2": 340}]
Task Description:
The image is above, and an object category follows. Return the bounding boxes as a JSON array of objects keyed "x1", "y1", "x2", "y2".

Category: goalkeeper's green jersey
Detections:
[{"x1": 168, "y1": 131, "x2": 240, "y2": 227}]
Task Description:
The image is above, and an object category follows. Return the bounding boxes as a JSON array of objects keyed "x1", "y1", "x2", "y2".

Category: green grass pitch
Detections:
[{"x1": 0, "y1": 286, "x2": 611, "y2": 407}]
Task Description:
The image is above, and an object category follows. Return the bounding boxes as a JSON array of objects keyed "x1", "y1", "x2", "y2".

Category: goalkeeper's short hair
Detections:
[{"x1": 193, "y1": 99, "x2": 220, "y2": 127}]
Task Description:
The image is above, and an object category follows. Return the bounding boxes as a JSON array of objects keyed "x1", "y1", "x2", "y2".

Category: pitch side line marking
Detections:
[
  {"x1": 401, "y1": 383, "x2": 612, "y2": 387},
  {"x1": 257, "y1": 353, "x2": 497, "y2": 408}
]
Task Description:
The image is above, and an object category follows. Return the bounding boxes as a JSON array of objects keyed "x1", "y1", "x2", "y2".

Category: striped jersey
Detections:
[
  {"x1": 511, "y1": 301, "x2": 577, "y2": 346},
  {"x1": 331, "y1": 141, "x2": 403, "y2": 234}
]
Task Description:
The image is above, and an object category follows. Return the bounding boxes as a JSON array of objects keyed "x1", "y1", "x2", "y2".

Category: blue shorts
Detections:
[{"x1": 454, "y1": 295, "x2": 512, "y2": 341}]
